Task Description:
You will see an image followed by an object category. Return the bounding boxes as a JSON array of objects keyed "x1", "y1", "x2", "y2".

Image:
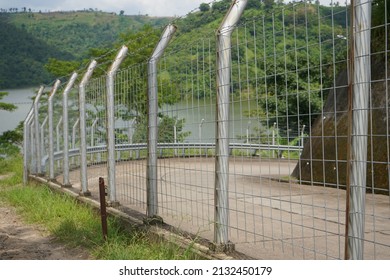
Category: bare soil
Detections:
[
  {"x1": 0, "y1": 174, "x2": 91, "y2": 260},
  {"x1": 0, "y1": 205, "x2": 91, "y2": 260}
]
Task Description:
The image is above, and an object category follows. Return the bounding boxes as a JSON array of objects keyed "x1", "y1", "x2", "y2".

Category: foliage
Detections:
[
  {"x1": 44, "y1": 59, "x2": 83, "y2": 79},
  {"x1": 0, "y1": 155, "x2": 22, "y2": 186},
  {"x1": 0, "y1": 93, "x2": 21, "y2": 159},
  {"x1": 0, "y1": 142, "x2": 20, "y2": 159},
  {"x1": 264, "y1": 0, "x2": 275, "y2": 11},
  {"x1": 212, "y1": 0, "x2": 231, "y2": 13},
  {"x1": 0, "y1": 16, "x2": 73, "y2": 88},
  {"x1": 199, "y1": 3, "x2": 210, "y2": 13},
  {"x1": 0, "y1": 11, "x2": 170, "y2": 88},
  {"x1": 0, "y1": 126, "x2": 23, "y2": 147},
  {"x1": 0, "y1": 91, "x2": 17, "y2": 111},
  {"x1": 6, "y1": 11, "x2": 170, "y2": 59},
  {"x1": 133, "y1": 115, "x2": 191, "y2": 143}
]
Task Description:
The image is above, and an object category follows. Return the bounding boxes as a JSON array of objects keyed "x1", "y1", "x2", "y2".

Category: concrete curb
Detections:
[{"x1": 29, "y1": 175, "x2": 238, "y2": 260}]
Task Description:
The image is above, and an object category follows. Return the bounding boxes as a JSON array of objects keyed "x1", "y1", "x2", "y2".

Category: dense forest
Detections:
[
  {"x1": 0, "y1": 10, "x2": 170, "y2": 89},
  {"x1": 0, "y1": 16, "x2": 74, "y2": 89}
]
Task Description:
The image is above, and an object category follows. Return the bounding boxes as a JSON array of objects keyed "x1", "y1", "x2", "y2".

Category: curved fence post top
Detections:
[
  {"x1": 33, "y1": 86, "x2": 45, "y2": 105},
  {"x1": 217, "y1": 0, "x2": 247, "y2": 36},
  {"x1": 80, "y1": 60, "x2": 98, "y2": 88},
  {"x1": 23, "y1": 107, "x2": 34, "y2": 125},
  {"x1": 63, "y1": 72, "x2": 78, "y2": 95},
  {"x1": 149, "y1": 24, "x2": 177, "y2": 63},
  {"x1": 108, "y1": 46, "x2": 128, "y2": 76},
  {"x1": 48, "y1": 80, "x2": 61, "y2": 101}
]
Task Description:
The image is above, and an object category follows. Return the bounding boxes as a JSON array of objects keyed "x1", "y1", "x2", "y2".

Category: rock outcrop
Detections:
[{"x1": 292, "y1": 56, "x2": 389, "y2": 194}]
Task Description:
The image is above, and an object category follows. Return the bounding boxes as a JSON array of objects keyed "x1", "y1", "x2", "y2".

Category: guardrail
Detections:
[{"x1": 41, "y1": 142, "x2": 303, "y2": 171}]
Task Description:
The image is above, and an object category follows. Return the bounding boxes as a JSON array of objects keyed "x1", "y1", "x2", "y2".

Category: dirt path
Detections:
[
  {"x1": 0, "y1": 205, "x2": 91, "y2": 260},
  {"x1": 0, "y1": 174, "x2": 91, "y2": 260}
]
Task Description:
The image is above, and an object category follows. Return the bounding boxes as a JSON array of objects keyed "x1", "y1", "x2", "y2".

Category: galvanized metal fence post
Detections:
[
  {"x1": 346, "y1": 0, "x2": 372, "y2": 260},
  {"x1": 71, "y1": 118, "x2": 80, "y2": 150},
  {"x1": 147, "y1": 24, "x2": 177, "y2": 218},
  {"x1": 33, "y1": 86, "x2": 44, "y2": 175},
  {"x1": 30, "y1": 120, "x2": 36, "y2": 174},
  {"x1": 90, "y1": 117, "x2": 99, "y2": 161},
  {"x1": 106, "y1": 46, "x2": 128, "y2": 205},
  {"x1": 40, "y1": 116, "x2": 48, "y2": 163},
  {"x1": 79, "y1": 60, "x2": 97, "y2": 196},
  {"x1": 71, "y1": 118, "x2": 80, "y2": 166},
  {"x1": 48, "y1": 80, "x2": 61, "y2": 181},
  {"x1": 214, "y1": 0, "x2": 247, "y2": 251},
  {"x1": 128, "y1": 119, "x2": 136, "y2": 158},
  {"x1": 23, "y1": 107, "x2": 34, "y2": 184},
  {"x1": 62, "y1": 72, "x2": 78, "y2": 188},
  {"x1": 56, "y1": 116, "x2": 62, "y2": 157}
]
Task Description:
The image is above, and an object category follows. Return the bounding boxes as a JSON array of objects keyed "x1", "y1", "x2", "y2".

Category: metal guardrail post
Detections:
[
  {"x1": 147, "y1": 24, "x2": 177, "y2": 219},
  {"x1": 33, "y1": 86, "x2": 44, "y2": 175},
  {"x1": 62, "y1": 72, "x2": 78, "y2": 188},
  {"x1": 106, "y1": 46, "x2": 128, "y2": 205},
  {"x1": 214, "y1": 0, "x2": 247, "y2": 252},
  {"x1": 79, "y1": 60, "x2": 97, "y2": 196},
  {"x1": 48, "y1": 80, "x2": 61, "y2": 181},
  {"x1": 345, "y1": 0, "x2": 371, "y2": 260},
  {"x1": 23, "y1": 108, "x2": 34, "y2": 184}
]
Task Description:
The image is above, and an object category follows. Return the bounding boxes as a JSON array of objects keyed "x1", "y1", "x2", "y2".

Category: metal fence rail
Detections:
[{"x1": 23, "y1": 0, "x2": 390, "y2": 260}]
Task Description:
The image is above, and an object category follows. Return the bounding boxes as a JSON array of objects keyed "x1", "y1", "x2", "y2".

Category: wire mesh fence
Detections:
[{"x1": 23, "y1": 0, "x2": 390, "y2": 259}]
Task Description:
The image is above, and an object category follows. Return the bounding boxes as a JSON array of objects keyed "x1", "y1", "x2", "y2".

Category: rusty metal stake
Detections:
[{"x1": 99, "y1": 177, "x2": 108, "y2": 241}]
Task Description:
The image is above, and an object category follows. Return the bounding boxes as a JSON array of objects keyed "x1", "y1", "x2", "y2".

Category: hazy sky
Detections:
[{"x1": 1, "y1": 0, "x2": 336, "y2": 17}]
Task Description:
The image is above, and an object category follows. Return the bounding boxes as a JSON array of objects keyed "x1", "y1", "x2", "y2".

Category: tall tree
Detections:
[{"x1": 199, "y1": 3, "x2": 210, "y2": 12}]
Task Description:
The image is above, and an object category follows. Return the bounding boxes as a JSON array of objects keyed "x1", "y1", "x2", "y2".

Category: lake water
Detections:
[
  {"x1": 0, "y1": 87, "x2": 36, "y2": 135},
  {"x1": 0, "y1": 87, "x2": 257, "y2": 144},
  {"x1": 161, "y1": 97, "x2": 255, "y2": 143}
]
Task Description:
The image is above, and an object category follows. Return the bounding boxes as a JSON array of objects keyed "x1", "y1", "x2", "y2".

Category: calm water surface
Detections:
[
  {"x1": 0, "y1": 88, "x2": 256, "y2": 142},
  {"x1": 0, "y1": 87, "x2": 36, "y2": 134}
]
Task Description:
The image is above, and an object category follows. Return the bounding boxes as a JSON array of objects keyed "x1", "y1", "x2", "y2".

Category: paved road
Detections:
[{"x1": 62, "y1": 157, "x2": 390, "y2": 259}]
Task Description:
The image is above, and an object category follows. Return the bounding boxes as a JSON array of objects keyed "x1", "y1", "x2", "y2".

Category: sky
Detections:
[{"x1": 0, "y1": 0, "x2": 336, "y2": 17}]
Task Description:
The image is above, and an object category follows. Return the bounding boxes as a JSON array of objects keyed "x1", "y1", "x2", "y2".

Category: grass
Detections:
[{"x1": 0, "y1": 155, "x2": 202, "y2": 260}]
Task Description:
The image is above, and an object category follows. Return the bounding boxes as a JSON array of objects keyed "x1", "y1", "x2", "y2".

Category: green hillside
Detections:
[
  {"x1": 0, "y1": 11, "x2": 170, "y2": 89},
  {"x1": 7, "y1": 11, "x2": 170, "y2": 58},
  {"x1": 0, "y1": 16, "x2": 74, "y2": 89}
]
